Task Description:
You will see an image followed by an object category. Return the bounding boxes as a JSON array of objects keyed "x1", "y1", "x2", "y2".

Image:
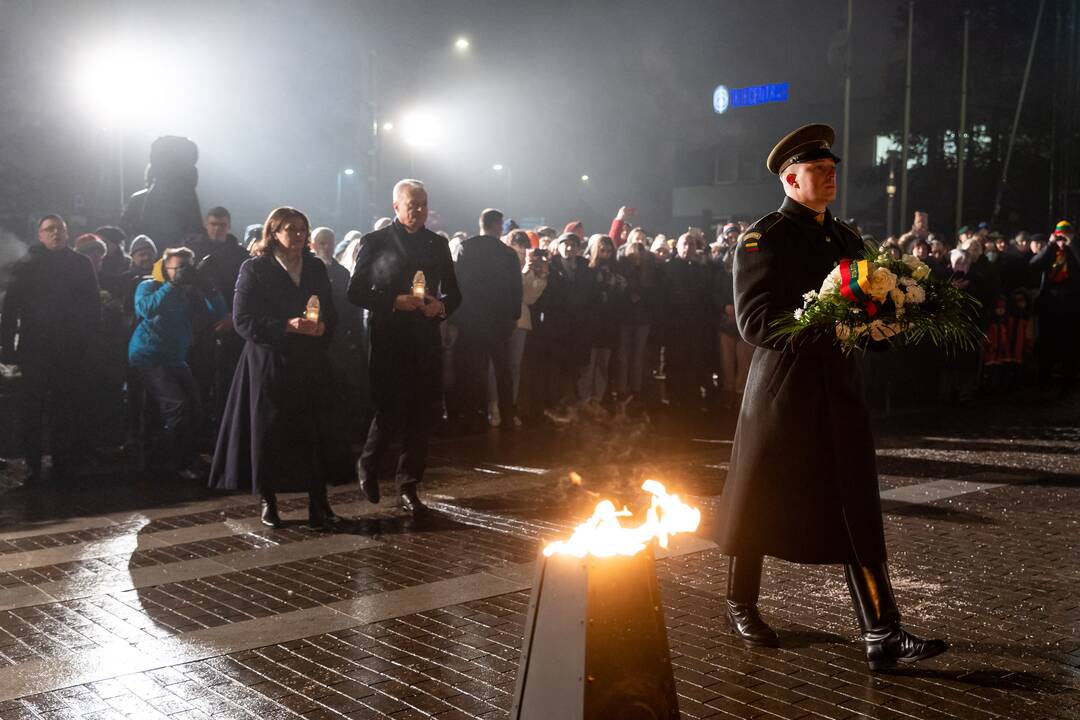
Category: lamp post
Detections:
[
  {"x1": 337, "y1": 168, "x2": 356, "y2": 223},
  {"x1": 885, "y1": 152, "x2": 898, "y2": 239},
  {"x1": 493, "y1": 164, "x2": 512, "y2": 210}
]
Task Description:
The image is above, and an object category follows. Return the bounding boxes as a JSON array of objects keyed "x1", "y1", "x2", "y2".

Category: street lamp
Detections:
[
  {"x1": 580, "y1": 174, "x2": 590, "y2": 183},
  {"x1": 382, "y1": 122, "x2": 394, "y2": 132},
  {"x1": 454, "y1": 37, "x2": 470, "y2": 52},
  {"x1": 402, "y1": 111, "x2": 441, "y2": 175}
]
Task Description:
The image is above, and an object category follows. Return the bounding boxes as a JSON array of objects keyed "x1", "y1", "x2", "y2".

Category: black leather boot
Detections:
[
  {"x1": 725, "y1": 556, "x2": 778, "y2": 648},
  {"x1": 400, "y1": 483, "x2": 429, "y2": 515},
  {"x1": 845, "y1": 563, "x2": 948, "y2": 671},
  {"x1": 261, "y1": 494, "x2": 282, "y2": 528},
  {"x1": 308, "y1": 488, "x2": 337, "y2": 528},
  {"x1": 357, "y1": 459, "x2": 380, "y2": 504}
]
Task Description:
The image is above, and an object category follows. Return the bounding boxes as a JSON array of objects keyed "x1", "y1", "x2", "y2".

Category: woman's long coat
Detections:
[
  {"x1": 209, "y1": 252, "x2": 352, "y2": 494},
  {"x1": 713, "y1": 197, "x2": 887, "y2": 566}
]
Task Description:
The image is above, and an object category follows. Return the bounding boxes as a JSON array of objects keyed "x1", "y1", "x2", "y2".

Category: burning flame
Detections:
[{"x1": 543, "y1": 480, "x2": 701, "y2": 558}]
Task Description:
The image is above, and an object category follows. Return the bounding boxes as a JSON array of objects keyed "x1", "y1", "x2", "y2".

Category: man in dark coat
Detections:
[
  {"x1": 453, "y1": 208, "x2": 522, "y2": 431},
  {"x1": 0, "y1": 215, "x2": 100, "y2": 485},
  {"x1": 714, "y1": 124, "x2": 947, "y2": 672},
  {"x1": 348, "y1": 179, "x2": 461, "y2": 514},
  {"x1": 188, "y1": 206, "x2": 249, "y2": 431},
  {"x1": 662, "y1": 233, "x2": 712, "y2": 414}
]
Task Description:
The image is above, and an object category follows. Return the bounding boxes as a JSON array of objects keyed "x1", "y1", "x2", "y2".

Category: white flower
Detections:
[
  {"x1": 794, "y1": 308, "x2": 804, "y2": 320},
  {"x1": 896, "y1": 306, "x2": 905, "y2": 318},
  {"x1": 905, "y1": 284, "x2": 926, "y2": 304},
  {"x1": 868, "y1": 267, "x2": 898, "y2": 303},
  {"x1": 899, "y1": 276, "x2": 916, "y2": 287},
  {"x1": 911, "y1": 264, "x2": 930, "y2": 281},
  {"x1": 819, "y1": 266, "x2": 843, "y2": 296},
  {"x1": 889, "y1": 287, "x2": 906, "y2": 308},
  {"x1": 901, "y1": 254, "x2": 921, "y2": 270},
  {"x1": 802, "y1": 290, "x2": 819, "y2": 304},
  {"x1": 835, "y1": 323, "x2": 852, "y2": 341}
]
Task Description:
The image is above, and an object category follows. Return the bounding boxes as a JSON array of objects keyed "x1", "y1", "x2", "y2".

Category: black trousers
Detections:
[
  {"x1": 141, "y1": 365, "x2": 202, "y2": 470},
  {"x1": 457, "y1": 326, "x2": 514, "y2": 422},
  {"x1": 360, "y1": 399, "x2": 438, "y2": 489},
  {"x1": 19, "y1": 357, "x2": 82, "y2": 475}
]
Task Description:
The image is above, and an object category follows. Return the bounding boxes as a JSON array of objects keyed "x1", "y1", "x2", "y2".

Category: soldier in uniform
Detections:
[
  {"x1": 348, "y1": 179, "x2": 461, "y2": 514},
  {"x1": 714, "y1": 124, "x2": 948, "y2": 672}
]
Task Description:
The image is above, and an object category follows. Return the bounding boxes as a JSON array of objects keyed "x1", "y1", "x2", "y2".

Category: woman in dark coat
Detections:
[{"x1": 209, "y1": 207, "x2": 351, "y2": 528}]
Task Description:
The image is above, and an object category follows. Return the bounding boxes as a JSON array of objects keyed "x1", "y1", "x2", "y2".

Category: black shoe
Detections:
[
  {"x1": 261, "y1": 497, "x2": 282, "y2": 528},
  {"x1": 865, "y1": 624, "x2": 948, "y2": 671},
  {"x1": 400, "y1": 484, "x2": 429, "y2": 515},
  {"x1": 357, "y1": 460, "x2": 380, "y2": 504},
  {"x1": 725, "y1": 600, "x2": 779, "y2": 648}
]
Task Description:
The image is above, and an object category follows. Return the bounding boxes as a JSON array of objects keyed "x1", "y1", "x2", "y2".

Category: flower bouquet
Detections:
[{"x1": 767, "y1": 245, "x2": 982, "y2": 355}]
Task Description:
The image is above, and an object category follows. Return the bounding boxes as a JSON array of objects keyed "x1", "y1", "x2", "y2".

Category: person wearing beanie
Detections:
[{"x1": 563, "y1": 220, "x2": 584, "y2": 239}]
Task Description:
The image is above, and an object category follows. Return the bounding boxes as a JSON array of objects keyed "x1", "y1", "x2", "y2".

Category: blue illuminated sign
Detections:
[{"x1": 713, "y1": 82, "x2": 789, "y2": 114}]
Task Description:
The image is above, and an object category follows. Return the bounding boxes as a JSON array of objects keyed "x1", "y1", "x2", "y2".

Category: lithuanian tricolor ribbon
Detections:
[{"x1": 837, "y1": 259, "x2": 878, "y2": 317}]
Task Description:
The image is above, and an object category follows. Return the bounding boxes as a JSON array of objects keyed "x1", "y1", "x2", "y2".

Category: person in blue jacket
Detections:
[{"x1": 129, "y1": 246, "x2": 225, "y2": 476}]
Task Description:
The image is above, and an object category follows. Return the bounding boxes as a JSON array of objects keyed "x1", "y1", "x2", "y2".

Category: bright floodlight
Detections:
[
  {"x1": 454, "y1": 37, "x2": 470, "y2": 51},
  {"x1": 492, "y1": 163, "x2": 504, "y2": 171},
  {"x1": 382, "y1": 122, "x2": 394, "y2": 132},
  {"x1": 581, "y1": 174, "x2": 590, "y2": 182},
  {"x1": 343, "y1": 168, "x2": 356, "y2": 176},
  {"x1": 402, "y1": 111, "x2": 441, "y2": 148},
  {"x1": 75, "y1": 43, "x2": 172, "y2": 125}
]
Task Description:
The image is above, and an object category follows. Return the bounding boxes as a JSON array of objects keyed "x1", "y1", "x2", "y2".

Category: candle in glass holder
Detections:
[
  {"x1": 305, "y1": 295, "x2": 320, "y2": 322},
  {"x1": 412, "y1": 271, "x2": 427, "y2": 299}
]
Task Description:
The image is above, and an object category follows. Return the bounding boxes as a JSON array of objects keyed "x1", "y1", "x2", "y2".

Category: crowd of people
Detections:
[{"x1": 1, "y1": 186, "x2": 1077, "y2": 496}]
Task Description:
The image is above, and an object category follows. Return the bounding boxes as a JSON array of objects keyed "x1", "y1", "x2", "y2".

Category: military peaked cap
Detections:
[{"x1": 767, "y1": 123, "x2": 841, "y2": 175}]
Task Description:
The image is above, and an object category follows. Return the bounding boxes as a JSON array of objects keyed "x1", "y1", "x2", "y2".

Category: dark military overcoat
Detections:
[{"x1": 714, "y1": 197, "x2": 887, "y2": 565}]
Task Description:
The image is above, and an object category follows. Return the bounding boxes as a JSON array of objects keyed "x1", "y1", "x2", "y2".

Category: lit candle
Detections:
[
  {"x1": 412, "y1": 270, "x2": 427, "y2": 299},
  {"x1": 305, "y1": 295, "x2": 320, "y2": 322}
]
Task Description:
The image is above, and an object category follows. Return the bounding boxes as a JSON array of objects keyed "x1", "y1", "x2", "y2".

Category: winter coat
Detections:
[
  {"x1": 713, "y1": 197, "x2": 887, "y2": 566},
  {"x1": 532, "y1": 255, "x2": 592, "y2": 367},
  {"x1": 208, "y1": 252, "x2": 352, "y2": 494},
  {"x1": 0, "y1": 245, "x2": 100, "y2": 364},
  {"x1": 347, "y1": 221, "x2": 461, "y2": 410},
  {"x1": 453, "y1": 234, "x2": 522, "y2": 337},
  {"x1": 128, "y1": 279, "x2": 226, "y2": 367}
]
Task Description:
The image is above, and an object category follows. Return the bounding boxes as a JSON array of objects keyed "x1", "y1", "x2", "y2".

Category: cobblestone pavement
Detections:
[{"x1": 0, "y1": 398, "x2": 1077, "y2": 719}]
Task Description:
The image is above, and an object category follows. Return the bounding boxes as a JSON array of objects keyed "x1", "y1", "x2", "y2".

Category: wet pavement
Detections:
[{"x1": 0, "y1": 398, "x2": 1077, "y2": 719}]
